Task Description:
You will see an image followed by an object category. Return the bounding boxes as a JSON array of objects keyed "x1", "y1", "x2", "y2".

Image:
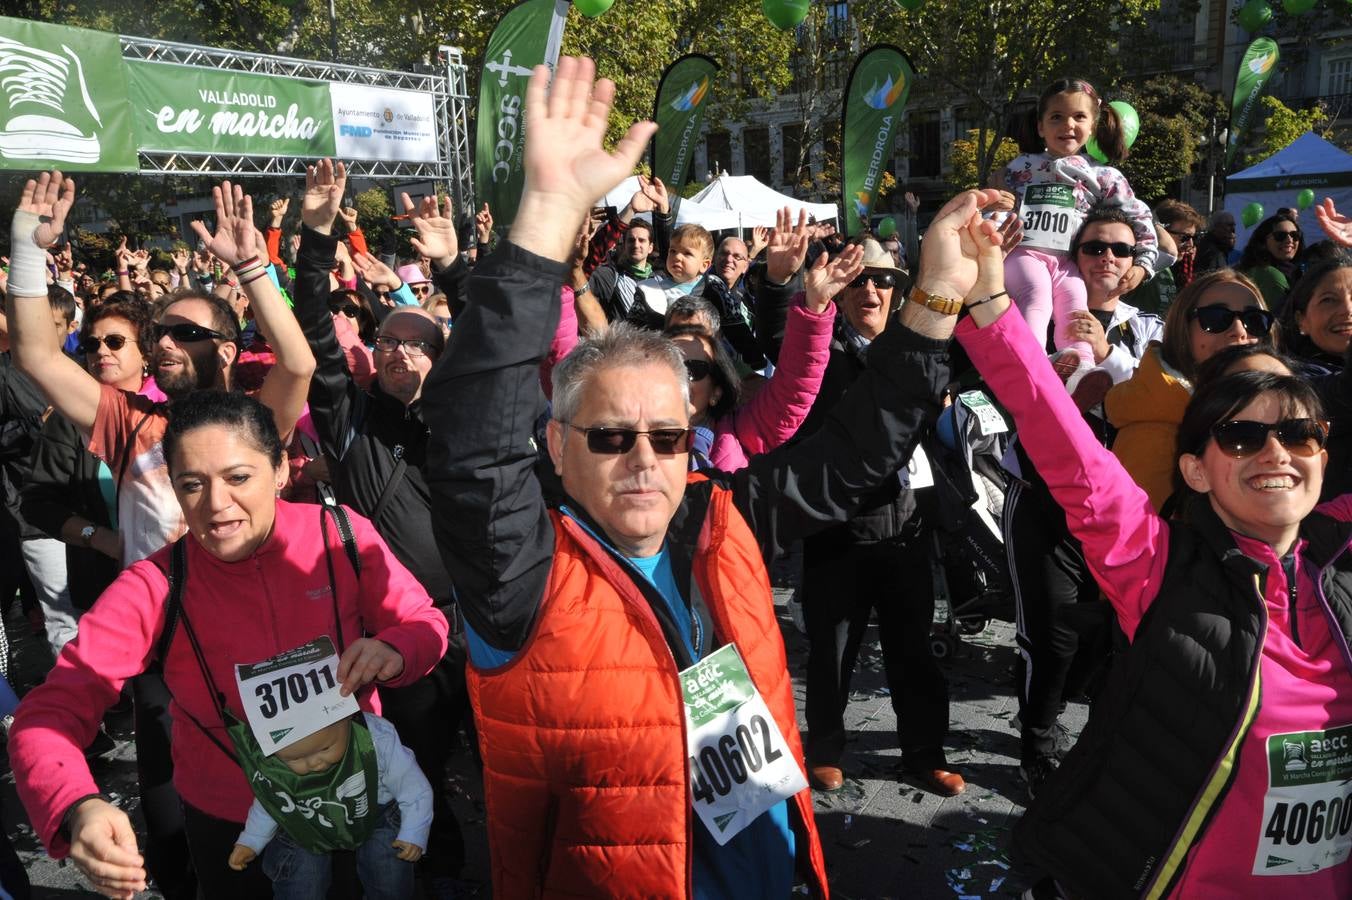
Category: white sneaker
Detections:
[{"x1": 0, "y1": 37, "x2": 103, "y2": 164}]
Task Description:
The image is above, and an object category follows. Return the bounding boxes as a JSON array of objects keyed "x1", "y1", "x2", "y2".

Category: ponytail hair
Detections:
[
  {"x1": 1094, "y1": 101, "x2": 1129, "y2": 164},
  {"x1": 1033, "y1": 78, "x2": 1129, "y2": 163}
]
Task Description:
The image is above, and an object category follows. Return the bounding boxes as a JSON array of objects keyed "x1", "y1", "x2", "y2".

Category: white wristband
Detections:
[{"x1": 8, "y1": 209, "x2": 50, "y2": 297}]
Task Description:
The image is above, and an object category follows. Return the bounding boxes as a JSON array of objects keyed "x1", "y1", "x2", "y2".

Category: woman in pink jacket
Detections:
[
  {"x1": 9, "y1": 390, "x2": 449, "y2": 900},
  {"x1": 956, "y1": 219, "x2": 1352, "y2": 897}
]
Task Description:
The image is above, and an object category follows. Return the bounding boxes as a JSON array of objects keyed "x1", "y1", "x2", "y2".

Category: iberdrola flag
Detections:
[
  {"x1": 652, "y1": 54, "x2": 719, "y2": 192},
  {"x1": 841, "y1": 45, "x2": 913, "y2": 237},
  {"x1": 1225, "y1": 37, "x2": 1279, "y2": 170},
  {"x1": 474, "y1": 0, "x2": 569, "y2": 230}
]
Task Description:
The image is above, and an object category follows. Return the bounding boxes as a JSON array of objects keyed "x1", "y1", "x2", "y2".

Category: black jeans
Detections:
[
  {"x1": 1003, "y1": 479, "x2": 1111, "y2": 760},
  {"x1": 181, "y1": 803, "x2": 273, "y2": 899},
  {"x1": 802, "y1": 530, "x2": 949, "y2": 770},
  {"x1": 376, "y1": 628, "x2": 470, "y2": 877},
  {"x1": 132, "y1": 667, "x2": 197, "y2": 900}
]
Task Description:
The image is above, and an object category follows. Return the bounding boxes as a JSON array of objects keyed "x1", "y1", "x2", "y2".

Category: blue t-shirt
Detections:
[{"x1": 464, "y1": 514, "x2": 796, "y2": 898}]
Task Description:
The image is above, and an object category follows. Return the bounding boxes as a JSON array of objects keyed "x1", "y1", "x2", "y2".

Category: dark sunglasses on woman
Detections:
[
  {"x1": 153, "y1": 323, "x2": 229, "y2": 343},
  {"x1": 684, "y1": 358, "x2": 713, "y2": 382},
  {"x1": 1270, "y1": 229, "x2": 1301, "y2": 244},
  {"x1": 1210, "y1": 418, "x2": 1328, "y2": 459},
  {"x1": 564, "y1": 423, "x2": 693, "y2": 455},
  {"x1": 78, "y1": 334, "x2": 130, "y2": 354},
  {"x1": 336, "y1": 304, "x2": 361, "y2": 318},
  {"x1": 1077, "y1": 240, "x2": 1135, "y2": 259},
  {"x1": 1189, "y1": 305, "x2": 1274, "y2": 337},
  {"x1": 849, "y1": 272, "x2": 896, "y2": 289}
]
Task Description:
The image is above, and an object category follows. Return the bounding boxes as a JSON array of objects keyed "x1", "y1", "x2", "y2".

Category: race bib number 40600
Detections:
[
  {"x1": 1253, "y1": 723, "x2": 1352, "y2": 876},
  {"x1": 681, "y1": 644, "x2": 807, "y2": 845},
  {"x1": 234, "y1": 636, "x2": 358, "y2": 756}
]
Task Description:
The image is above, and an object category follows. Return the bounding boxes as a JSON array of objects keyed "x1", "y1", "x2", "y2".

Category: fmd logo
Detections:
[{"x1": 340, "y1": 124, "x2": 373, "y2": 138}]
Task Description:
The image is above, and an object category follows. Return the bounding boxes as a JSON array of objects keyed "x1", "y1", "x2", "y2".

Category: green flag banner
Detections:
[
  {"x1": 475, "y1": 0, "x2": 569, "y2": 229},
  {"x1": 0, "y1": 16, "x2": 137, "y2": 171},
  {"x1": 652, "y1": 54, "x2": 719, "y2": 191},
  {"x1": 841, "y1": 45, "x2": 913, "y2": 237},
  {"x1": 127, "y1": 61, "x2": 336, "y2": 158},
  {"x1": 1226, "y1": 37, "x2": 1279, "y2": 170}
]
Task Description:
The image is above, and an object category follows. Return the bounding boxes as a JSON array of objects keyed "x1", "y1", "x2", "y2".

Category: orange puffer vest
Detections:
[{"x1": 467, "y1": 480, "x2": 828, "y2": 899}]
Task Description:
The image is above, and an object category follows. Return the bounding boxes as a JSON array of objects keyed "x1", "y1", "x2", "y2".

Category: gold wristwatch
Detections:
[{"x1": 908, "y1": 285, "x2": 964, "y2": 316}]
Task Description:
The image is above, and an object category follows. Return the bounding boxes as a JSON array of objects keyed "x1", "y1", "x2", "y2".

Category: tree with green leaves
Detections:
[
  {"x1": 948, "y1": 130, "x2": 1020, "y2": 192},
  {"x1": 1246, "y1": 96, "x2": 1332, "y2": 167}
]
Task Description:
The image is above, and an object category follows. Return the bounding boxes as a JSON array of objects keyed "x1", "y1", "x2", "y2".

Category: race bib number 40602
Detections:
[
  {"x1": 1253, "y1": 723, "x2": 1352, "y2": 876},
  {"x1": 234, "y1": 636, "x2": 358, "y2": 756},
  {"x1": 681, "y1": 644, "x2": 807, "y2": 845}
]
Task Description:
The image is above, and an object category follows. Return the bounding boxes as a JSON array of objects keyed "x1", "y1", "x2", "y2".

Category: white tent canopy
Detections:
[
  {"x1": 1225, "y1": 131, "x2": 1352, "y2": 251},
  {"x1": 596, "y1": 175, "x2": 743, "y2": 231},
  {"x1": 690, "y1": 174, "x2": 838, "y2": 229}
]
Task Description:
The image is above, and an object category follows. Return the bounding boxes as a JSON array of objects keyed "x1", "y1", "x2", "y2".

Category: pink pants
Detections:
[{"x1": 1003, "y1": 246, "x2": 1092, "y2": 367}]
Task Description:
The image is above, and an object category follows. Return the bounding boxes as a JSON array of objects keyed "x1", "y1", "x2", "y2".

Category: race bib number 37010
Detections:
[
  {"x1": 681, "y1": 644, "x2": 807, "y2": 845},
  {"x1": 1253, "y1": 723, "x2": 1352, "y2": 876},
  {"x1": 1020, "y1": 183, "x2": 1078, "y2": 253}
]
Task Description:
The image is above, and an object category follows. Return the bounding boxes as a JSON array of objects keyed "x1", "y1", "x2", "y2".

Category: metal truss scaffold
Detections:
[{"x1": 119, "y1": 33, "x2": 474, "y2": 208}]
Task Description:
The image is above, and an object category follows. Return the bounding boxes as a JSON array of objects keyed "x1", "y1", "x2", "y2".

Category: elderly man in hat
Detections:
[{"x1": 758, "y1": 235, "x2": 962, "y2": 797}]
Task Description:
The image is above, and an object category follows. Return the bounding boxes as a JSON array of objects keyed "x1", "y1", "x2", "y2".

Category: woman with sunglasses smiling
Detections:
[
  {"x1": 957, "y1": 217, "x2": 1352, "y2": 898},
  {"x1": 1278, "y1": 254, "x2": 1352, "y2": 378},
  {"x1": 1107, "y1": 268, "x2": 1273, "y2": 510},
  {"x1": 1240, "y1": 214, "x2": 1304, "y2": 313},
  {"x1": 661, "y1": 207, "x2": 863, "y2": 472}
]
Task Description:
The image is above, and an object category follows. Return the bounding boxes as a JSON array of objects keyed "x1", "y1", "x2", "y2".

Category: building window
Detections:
[
  {"x1": 1325, "y1": 57, "x2": 1352, "y2": 97},
  {"x1": 782, "y1": 123, "x2": 805, "y2": 186},
  {"x1": 743, "y1": 126, "x2": 771, "y2": 184},
  {"x1": 705, "y1": 131, "x2": 731, "y2": 179},
  {"x1": 908, "y1": 111, "x2": 941, "y2": 179}
]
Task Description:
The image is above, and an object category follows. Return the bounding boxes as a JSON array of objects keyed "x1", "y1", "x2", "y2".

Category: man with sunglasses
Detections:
[
  {"x1": 424, "y1": 58, "x2": 1014, "y2": 898},
  {"x1": 291, "y1": 160, "x2": 472, "y2": 895},
  {"x1": 1125, "y1": 200, "x2": 1205, "y2": 316}
]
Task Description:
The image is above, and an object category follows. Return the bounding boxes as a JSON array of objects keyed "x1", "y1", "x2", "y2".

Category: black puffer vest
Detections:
[{"x1": 1015, "y1": 501, "x2": 1352, "y2": 899}]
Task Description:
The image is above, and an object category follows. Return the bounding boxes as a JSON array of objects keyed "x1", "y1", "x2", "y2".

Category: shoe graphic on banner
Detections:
[{"x1": 0, "y1": 37, "x2": 103, "y2": 164}]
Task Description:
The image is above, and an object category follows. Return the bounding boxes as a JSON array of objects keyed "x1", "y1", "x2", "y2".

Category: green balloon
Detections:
[
  {"x1": 1297, "y1": 188, "x2": 1316, "y2": 210},
  {"x1": 1237, "y1": 0, "x2": 1272, "y2": 32},
  {"x1": 573, "y1": 0, "x2": 614, "y2": 15},
  {"x1": 1110, "y1": 101, "x2": 1140, "y2": 149},
  {"x1": 762, "y1": 0, "x2": 810, "y2": 29},
  {"x1": 1242, "y1": 202, "x2": 1265, "y2": 228},
  {"x1": 1283, "y1": 0, "x2": 1316, "y2": 13},
  {"x1": 1084, "y1": 136, "x2": 1107, "y2": 164},
  {"x1": 877, "y1": 217, "x2": 898, "y2": 239}
]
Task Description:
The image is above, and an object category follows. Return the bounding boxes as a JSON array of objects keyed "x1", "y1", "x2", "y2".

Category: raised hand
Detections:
[
  {"x1": 337, "y1": 206, "x2": 359, "y2": 233},
  {"x1": 474, "y1": 202, "x2": 493, "y2": 245},
  {"x1": 803, "y1": 244, "x2": 865, "y2": 314},
  {"x1": 129, "y1": 248, "x2": 150, "y2": 274},
  {"x1": 765, "y1": 206, "x2": 811, "y2": 284},
  {"x1": 917, "y1": 188, "x2": 1013, "y2": 302},
  {"x1": 352, "y1": 250, "x2": 401, "y2": 290},
  {"x1": 749, "y1": 225, "x2": 770, "y2": 258},
  {"x1": 905, "y1": 191, "x2": 920, "y2": 214},
  {"x1": 114, "y1": 236, "x2": 131, "y2": 270},
  {"x1": 301, "y1": 159, "x2": 348, "y2": 235},
  {"x1": 16, "y1": 170, "x2": 76, "y2": 251},
  {"x1": 403, "y1": 193, "x2": 458, "y2": 268},
  {"x1": 629, "y1": 175, "x2": 657, "y2": 214},
  {"x1": 269, "y1": 197, "x2": 289, "y2": 228},
  {"x1": 642, "y1": 176, "x2": 670, "y2": 215},
  {"x1": 171, "y1": 245, "x2": 190, "y2": 273},
  {"x1": 513, "y1": 56, "x2": 656, "y2": 262},
  {"x1": 189, "y1": 181, "x2": 258, "y2": 266},
  {"x1": 1316, "y1": 198, "x2": 1352, "y2": 248}
]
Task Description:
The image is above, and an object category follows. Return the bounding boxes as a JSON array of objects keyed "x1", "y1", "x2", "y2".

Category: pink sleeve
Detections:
[
  {"x1": 349, "y1": 510, "x2": 449, "y2": 684},
  {"x1": 332, "y1": 312, "x2": 375, "y2": 389},
  {"x1": 728, "y1": 297, "x2": 834, "y2": 456},
  {"x1": 540, "y1": 286, "x2": 579, "y2": 400},
  {"x1": 9, "y1": 562, "x2": 170, "y2": 856},
  {"x1": 1316, "y1": 494, "x2": 1352, "y2": 522},
  {"x1": 956, "y1": 305, "x2": 1168, "y2": 640}
]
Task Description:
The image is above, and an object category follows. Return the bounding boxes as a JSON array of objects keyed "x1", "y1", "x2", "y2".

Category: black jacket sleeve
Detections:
[
  {"x1": 700, "y1": 275, "x2": 766, "y2": 370},
  {"x1": 20, "y1": 413, "x2": 99, "y2": 538},
  {"x1": 422, "y1": 242, "x2": 563, "y2": 652},
  {"x1": 654, "y1": 208, "x2": 673, "y2": 260},
  {"x1": 726, "y1": 321, "x2": 950, "y2": 561},
  {"x1": 432, "y1": 257, "x2": 471, "y2": 321},
  {"x1": 751, "y1": 265, "x2": 806, "y2": 366},
  {"x1": 294, "y1": 226, "x2": 362, "y2": 462}
]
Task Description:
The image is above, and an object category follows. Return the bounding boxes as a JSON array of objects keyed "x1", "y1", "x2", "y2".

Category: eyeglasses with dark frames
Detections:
[
  {"x1": 78, "y1": 334, "x2": 130, "y2": 354},
  {"x1": 373, "y1": 336, "x2": 434, "y2": 358},
  {"x1": 1209, "y1": 418, "x2": 1328, "y2": 459}
]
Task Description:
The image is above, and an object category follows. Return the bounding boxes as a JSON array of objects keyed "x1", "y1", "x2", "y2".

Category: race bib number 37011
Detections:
[
  {"x1": 681, "y1": 644, "x2": 807, "y2": 845},
  {"x1": 1253, "y1": 723, "x2": 1352, "y2": 876},
  {"x1": 234, "y1": 636, "x2": 358, "y2": 756}
]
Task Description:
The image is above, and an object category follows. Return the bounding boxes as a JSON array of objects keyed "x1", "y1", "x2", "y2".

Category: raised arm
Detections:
[
  {"x1": 190, "y1": 181, "x2": 315, "y2": 442},
  {"x1": 423, "y1": 57, "x2": 654, "y2": 652},
  {"x1": 5, "y1": 172, "x2": 102, "y2": 432}
]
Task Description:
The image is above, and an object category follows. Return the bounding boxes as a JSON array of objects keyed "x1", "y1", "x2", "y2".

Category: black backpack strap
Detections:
[
  {"x1": 369, "y1": 458, "x2": 407, "y2": 525},
  {"x1": 319, "y1": 501, "x2": 362, "y2": 651}
]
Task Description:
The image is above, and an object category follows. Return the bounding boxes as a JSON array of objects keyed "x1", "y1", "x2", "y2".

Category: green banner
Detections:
[
  {"x1": 1226, "y1": 37, "x2": 1280, "y2": 170},
  {"x1": 652, "y1": 54, "x2": 719, "y2": 191},
  {"x1": 474, "y1": 0, "x2": 569, "y2": 229},
  {"x1": 127, "y1": 60, "x2": 337, "y2": 158},
  {"x1": 841, "y1": 45, "x2": 913, "y2": 237},
  {"x1": 0, "y1": 16, "x2": 137, "y2": 171}
]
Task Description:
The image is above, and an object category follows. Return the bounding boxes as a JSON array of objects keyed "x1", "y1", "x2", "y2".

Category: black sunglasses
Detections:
[
  {"x1": 78, "y1": 334, "x2": 130, "y2": 354},
  {"x1": 1165, "y1": 229, "x2": 1195, "y2": 245},
  {"x1": 153, "y1": 323, "x2": 229, "y2": 343},
  {"x1": 1078, "y1": 240, "x2": 1135, "y2": 259},
  {"x1": 564, "y1": 423, "x2": 693, "y2": 455},
  {"x1": 1190, "y1": 305, "x2": 1274, "y2": 337},
  {"x1": 1270, "y1": 230, "x2": 1301, "y2": 243},
  {"x1": 1210, "y1": 418, "x2": 1328, "y2": 459},
  {"x1": 684, "y1": 358, "x2": 713, "y2": 382},
  {"x1": 336, "y1": 304, "x2": 361, "y2": 318},
  {"x1": 849, "y1": 272, "x2": 896, "y2": 289}
]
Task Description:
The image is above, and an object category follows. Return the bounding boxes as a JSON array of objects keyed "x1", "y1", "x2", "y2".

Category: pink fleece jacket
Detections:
[
  {"x1": 709, "y1": 297, "x2": 835, "y2": 472},
  {"x1": 958, "y1": 306, "x2": 1352, "y2": 896},
  {"x1": 10, "y1": 500, "x2": 449, "y2": 856}
]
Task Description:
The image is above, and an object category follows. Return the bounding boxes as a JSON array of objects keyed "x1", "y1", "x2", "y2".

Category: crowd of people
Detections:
[{"x1": 1, "y1": 55, "x2": 1352, "y2": 899}]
